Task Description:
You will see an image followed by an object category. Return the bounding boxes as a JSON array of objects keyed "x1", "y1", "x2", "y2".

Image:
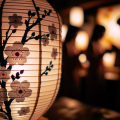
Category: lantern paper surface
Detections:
[{"x1": 0, "y1": 0, "x2": 62, "y2": 120}]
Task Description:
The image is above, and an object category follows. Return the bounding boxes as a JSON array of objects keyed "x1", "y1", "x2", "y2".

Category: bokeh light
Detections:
[
  {"x1": 75, "y1": 31, "x2": 89, "y2": 51},
  {"x1": 62, "y1": 24, "x2": 68, "y2": 42},
  {"x1": 79, "y1": 54, "x2": 87, "y2": 63},
  {"x1": 103, "y1": 52, "x2": 116, "y2": 67},
  {"x1": 70, "y1": 7, "x2": 84, "y2": 27}
]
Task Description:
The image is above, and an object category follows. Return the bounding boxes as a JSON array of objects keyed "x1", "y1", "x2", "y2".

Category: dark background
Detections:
[{"x1": 44, "y1": 0, "x2": 120, "y2": 120}]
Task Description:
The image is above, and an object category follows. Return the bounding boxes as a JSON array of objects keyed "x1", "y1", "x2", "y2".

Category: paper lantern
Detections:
[
  {"x1": 79, "y1": 54, "x2": 87, "y2": 63},
  {"x1": 69, "y1": 7, "x2": 84, "y2": 27},
  {"x1": 61, "y1": 24, "x2": 68, "y2": 42},
  {"x1": 103, "y1": 52, "x2": 116, "y2": 67},
  {"x1": 96, "y1": 4, "x2": 120, "y2": 49},
  {"x1": 0, "y1": 0, "x2": 62, "y2": 120},
  {"x1": 75, "y1": 31, "x2": 89, "y2": 51}
]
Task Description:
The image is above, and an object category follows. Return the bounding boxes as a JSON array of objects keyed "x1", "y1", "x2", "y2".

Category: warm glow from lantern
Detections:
[
  {"x1": 62, "y1": 24, "x2": 68, "y2": 42},
  {"x1": 75, "y1": 31, "x2": 89, "y2": 51},
  {"x1": 79, "y1": 54, "x2": 87, "y2": 63},
  {"x1": 70, "y1": 7, "x2": 84, "y2": 27},
  {"x1": 96, "y1": 4, "x2": 120, "y2": 49},
  {"x1": 104, "y1": 72, "x2": 119, "y2": 80},
  {"x1": 103, "y1": 52, "x2": 116, "y2": 67},
  {"x1": 0, "y1": 0, "x2": 62, "y2": 120}
]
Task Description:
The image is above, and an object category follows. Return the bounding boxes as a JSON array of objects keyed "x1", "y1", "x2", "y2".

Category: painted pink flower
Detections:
[
  {"x1": 48, "y1": 23, "x2": 57, "y2": 40},
  {"x1": 4, "y1": 41, "x2": 30, "y2": 65},
  {"x1": 51, "y1": 48, "x2": 58, "y2": 59},
  {"x1": 0, "y1": 67, "x2": 10, "y2": 82},
  {"x1": 18, "y1": 107, "x2": 30, "y2": 116},
  {"x1": 9, "y1": 14, "x2": 23, "y2": 28},
  {"x1": 42, "y1": 35, "x2": 49, "y2": 46},
  {"x1": 8, "y1": 80, "x2": 32, "y2": 102},
  {"x1": 0, "y1": 88, "x2": 7, "y2": 106}
]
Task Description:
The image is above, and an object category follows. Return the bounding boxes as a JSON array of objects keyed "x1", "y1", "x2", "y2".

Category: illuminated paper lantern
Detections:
[
  {"x1": 75, "y1": 31, "x2": 89, "y2": 51},
  {"x1": 96, "y1": 4, "x2": 120, "y2": 49},
  {"x1": 0, "y1": 0, "x2": 62, "y2": 120},
  {"x1": 61, "y1": 24, "x2": 68, "y2": 42},
  {"x1": 79, "y1": 54, "x2": 87, "y2": 63},
  {"x1": 70, "y1": 7, "x2": 84, "y2": 27},
  {"x1": 103, "y1": 52, "x2": 116, "y2": 67}
]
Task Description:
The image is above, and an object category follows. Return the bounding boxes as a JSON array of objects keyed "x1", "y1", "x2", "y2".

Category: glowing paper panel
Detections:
[{"x1": 0, "y1": 0, "x2": 62, "y2": 120}]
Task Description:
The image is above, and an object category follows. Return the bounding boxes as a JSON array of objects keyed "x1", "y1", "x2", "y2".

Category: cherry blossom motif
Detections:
[
  {"x1": 8, "y1": 80, "x2": 32, "y2": 102},
  {"x1": 9, "y1": 14, "x2": 23, "y2": 28},
  {"x1": 51, "y1": 48, "x2": 58, "y2": 60},
  {"x1": 48, "y1": 23, "x2": 57, "y2": 40},
  {"x1": 18, "y1": 107, "x2": 30, "y2": 116},
  {"x1": 0, "y1": 67, "x2": 10, "y2": 82},
  {"x1": 4, "y1": 41, "x2": 30, "y2": 65},
  {"x1": 41, "y1": 35, "x2": 49, "y2": 46},
  {"x1": 0, "y1": 88, "x2": 7, "y2": 106}
]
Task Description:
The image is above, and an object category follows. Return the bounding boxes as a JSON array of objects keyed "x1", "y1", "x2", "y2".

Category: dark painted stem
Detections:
[
  {"x1": 41, "y1": 63, "x2": 53, "y2": 76},
  {"x1": 1, "y1": 80, "x2": 6, "y2": 88},
  {"x1": 0, "y1": 80, "x2": 14, "y2": 120},
  {"x1": 4, "y1": 99, "x2": 14, "y2": 120},
  {"x1": 0, "y1": 0, "x2": 6, "y2": 47},
  {"x1": 3, "y1": 25, "x2": 12, "y2": 50},
  {"x1": 0, "y1": 0, "x2": 6, "y2": 66},
  {"x1": 21, "y1": 18, "x2": 39, "y2": 45},
  {"x1": 0, "y1": 106, "x2": 7, "y2": 117}
]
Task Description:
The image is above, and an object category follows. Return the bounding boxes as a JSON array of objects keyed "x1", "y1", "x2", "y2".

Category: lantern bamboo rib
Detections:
[
  {"x1": 2, "y1": 16, "x2": 58, "y2": 24},
  {"x1": 6, "y1": 0, "x2": 50, "y2": 5},
  {"x1": 6, "y1": 83, "x2": 57, "y2": 88},
  {"x1": 5, "y1": 89, "x2": 55, "y2": 94},
  {"x1": 1, "y1": 33, "x2": 60, "y2": 37},
  {"x1": 6, "y1": 102, "x2": 52, "y2": 110},
  {"x1": 3, "y1": 8, "x2": 56, "y2": 15},
  {"x1": 2, "y1": 23, "x2": 60, "y2": 29},
  {"x1": 2, "y1": 43, "x2": 61, "y2": 47},
  {"x1": 7, "y1": 74, "x2": 60, "y2": 76},
  {"x1": 1, "y1": 68, "x2": 59, "y2": 71},
  {"x1": 29, "y1": 0, "x2": 41, "y2": 119},
  {"x1": 6, "y1": 79, "x2": 58, "y2": 83},
  {"x1": 6, "y1": 1, "x2": 32, "y2": 3},
  {"x1": 6, "y1": 1, "x2": 53, "y2": 8},
  {"x1": 2, "y1": 44, "x2": 62, "y2": 48},
  {"x1": 4, "y1": 96, "x2": 54, "y2": 99},
  {"x1": 6, "y1": 97, "x2": 53, "y2": 100},
  {"x1": 2, "y1": 38, "x2": 61, "y2": 41},
  {"x1": 3, "y1": 51, "x2": 60, "y2": 53}
]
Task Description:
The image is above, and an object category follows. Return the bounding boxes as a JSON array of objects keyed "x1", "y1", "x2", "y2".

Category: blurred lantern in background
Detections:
[
  {"x1": 79, "y1": 54, "x2": 87, "y2": 63},
  {"x1": 78, "y1": 54, "x2": 90, "y2": 77},
  {"x1": 75, "y1": 31, "x2": 89, "y2": 51},
  {"x1": 103, "y1": 52, "x2": 116, "y2": 67},
  {"x1": 65, "y1": 6, "x2": 85, "y2": 56},
  {"x1": 96, "y1": 4, "x2": 120, "y2": 50},
  {"x1": 69, "y1": 7, "x2": 84, "y2": 27},
  {"x1": 0, "y1": 0, "x2": 62, "y2": 120},
  {"x1": 62, "y1": 24, "x2": 68, "y2": 42}
]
